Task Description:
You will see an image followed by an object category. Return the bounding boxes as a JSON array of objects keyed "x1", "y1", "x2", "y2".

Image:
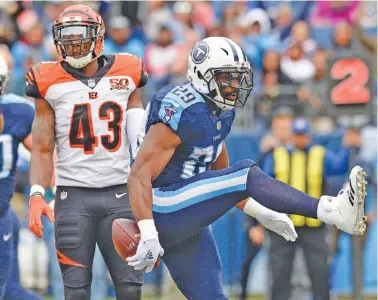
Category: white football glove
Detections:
[
  {"x1": 244, "y1": 198, "x2": 298, "y2": 242},
  {"x1": 126, "y1": 220, "x2": 164, "y2": 273}
]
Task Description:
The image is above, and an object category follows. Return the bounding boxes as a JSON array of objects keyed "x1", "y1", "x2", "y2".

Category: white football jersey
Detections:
[{"x1": 26, "y1": 54, "x2": 145, "y2": 187}]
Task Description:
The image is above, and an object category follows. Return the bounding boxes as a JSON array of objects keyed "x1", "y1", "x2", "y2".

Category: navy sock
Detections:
[{"x1": 247, "y1": 165, "x2": 319, "y2": 218}]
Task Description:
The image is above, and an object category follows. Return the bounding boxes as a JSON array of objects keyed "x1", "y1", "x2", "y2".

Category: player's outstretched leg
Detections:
[
  {"x1": 246, "y1": 165, "x2": 367, "y2": 235},
  {"x1": 0, "y1": 209, "x2": 13, "y2": 300},
  {"x1": 153, "y1": 160, "x2": 366, "y2": 248},
  {"x1": 153, "y1": 160, "x2": 254, "y2": 247}
]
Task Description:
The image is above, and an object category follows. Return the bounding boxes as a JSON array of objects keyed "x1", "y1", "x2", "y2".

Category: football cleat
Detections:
[{"x1": 331, "y1": 166, "x2": 367, "y2": 235}]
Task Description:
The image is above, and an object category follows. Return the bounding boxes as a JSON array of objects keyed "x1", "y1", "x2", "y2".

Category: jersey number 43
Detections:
[{"x1": 69, "y1": 102, "x2": 122, "y2": 154}]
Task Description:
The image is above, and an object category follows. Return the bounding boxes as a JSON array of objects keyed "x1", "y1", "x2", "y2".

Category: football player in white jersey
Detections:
[{"x1": 25, "y1": 5, "x2": 146, "y2": 300}]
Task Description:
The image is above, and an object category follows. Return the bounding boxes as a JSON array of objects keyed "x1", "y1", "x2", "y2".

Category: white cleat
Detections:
[{"x1": 331, "y1": 166, "x2": 367, "y2": 235}]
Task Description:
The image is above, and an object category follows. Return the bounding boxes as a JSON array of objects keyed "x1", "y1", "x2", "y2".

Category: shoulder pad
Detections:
[
  {"x1": 25, "y1": 61, "x2": 74, "y2": 99},
  {"x1": 162, "y1": 83, "x2": 205, "y2": 111},
  {"x1": 107, "y1": 53, "x2": 145, "y2": 87}
]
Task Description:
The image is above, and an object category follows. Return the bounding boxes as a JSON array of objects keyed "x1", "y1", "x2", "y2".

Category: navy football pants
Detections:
[
  {"x1": 152, "y1": 160, "x2": 255, "y2": 300},
  {"x1": 0, "y1": 209, "x2": 12, "y2": 299},
  {"x1": 0, "y1": 208, "x2": 42, "y2": 300}
]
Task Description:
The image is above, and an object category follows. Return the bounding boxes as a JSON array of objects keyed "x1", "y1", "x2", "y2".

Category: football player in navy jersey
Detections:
[
  {"x1": 127, "y1": 37, "x2": 367, "y2": 300},
  {"x1": 0, "y1": 55, "x2": 42, "y2": 300}
]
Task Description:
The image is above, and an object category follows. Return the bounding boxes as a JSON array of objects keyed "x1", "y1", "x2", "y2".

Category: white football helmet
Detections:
[
  {"x1": 187, "y1": 37, "x2": 253, "y2": 110},
  {"x1": 0, "y1": 55, "x2": 9, "y2": 96}
]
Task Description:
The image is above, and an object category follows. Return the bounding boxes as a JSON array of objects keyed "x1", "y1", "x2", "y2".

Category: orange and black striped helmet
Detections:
[{"x1": 52, "y1": 4, "x2": 105, "y2": 68}]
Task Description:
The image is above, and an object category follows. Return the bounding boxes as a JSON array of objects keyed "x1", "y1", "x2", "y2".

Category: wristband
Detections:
[
  {"x1": 137, "y1": 219, "x2": 158, "y2": 240},
  {"x1": 243, "y1": 197, "x2": 261, "y2": 218},
  {"x1": 30, "y1": 185, "x2": 45, "y2": 197}
]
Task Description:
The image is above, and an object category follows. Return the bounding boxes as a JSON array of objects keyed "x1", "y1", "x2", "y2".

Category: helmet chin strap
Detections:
[
  {"x1": 65, "y1": 52, "x2": 95, "y2": 68},
  {"x1": 200, "y1": 90, "x2": 234, "y2": 111}
]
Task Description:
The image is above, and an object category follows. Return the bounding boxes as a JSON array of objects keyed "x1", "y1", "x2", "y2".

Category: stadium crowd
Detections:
[{"x1": 0, "y1": 1, "x2": 376, "y2": 299}]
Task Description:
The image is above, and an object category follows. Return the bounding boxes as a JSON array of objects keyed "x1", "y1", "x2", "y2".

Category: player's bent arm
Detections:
[
  {"x1": 30, "y1": 98, "x2": 55, "y2": 190},
  {"x1": 211, "y1": 142, "x2": 229, "y2": 170},
  {"x1": 126, "y1": 88, "x2": 145, "y2": 159},
  {"x1": 22, "y1": 133, "x2": 32, "y2": 151},
  {"x1": 23, "y1": 134, "x2": 56, "y2": 188},
  {"x1": 127, "y1": 88, "x2": 144, "y2": 110},
  {"x1": 128, "y1": 123, "x2": 181, "y2": 222}
]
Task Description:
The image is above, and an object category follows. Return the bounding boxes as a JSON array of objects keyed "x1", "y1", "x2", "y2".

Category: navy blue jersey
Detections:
[
  {"x1": 145, "y1": 82, "x2": 235, "y2": 188},
  {"x1": 0, "y1": 94, "x2": 34, "y2": 212}
]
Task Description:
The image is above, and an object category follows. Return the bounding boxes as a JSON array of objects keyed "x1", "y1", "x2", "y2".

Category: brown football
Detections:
[{"x1": 112, "y1": 218, "x2": 160, "y2": 268}]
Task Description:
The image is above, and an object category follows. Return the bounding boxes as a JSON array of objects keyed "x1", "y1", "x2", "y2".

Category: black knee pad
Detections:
[
  {"x1": 64, "y1": 286, "x2": 91, "y2": 300},
  {"x1": 115, "y1": 283, "x2": 142, "y2": 300}
]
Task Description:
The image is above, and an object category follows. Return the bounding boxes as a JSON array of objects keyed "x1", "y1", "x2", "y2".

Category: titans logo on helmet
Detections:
[{"x1": 191, "y1": 42, "x2": 209, "y2": 64}]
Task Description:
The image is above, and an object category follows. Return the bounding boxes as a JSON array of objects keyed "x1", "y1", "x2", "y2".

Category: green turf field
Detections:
[{"x1": 45, "y1": 296, "x2": 377, "y2": 300}]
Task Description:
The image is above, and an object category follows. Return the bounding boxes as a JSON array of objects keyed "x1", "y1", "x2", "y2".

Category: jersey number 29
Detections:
[{"x1": 69, "y1": 102, "x2": 122, "y2": 154}]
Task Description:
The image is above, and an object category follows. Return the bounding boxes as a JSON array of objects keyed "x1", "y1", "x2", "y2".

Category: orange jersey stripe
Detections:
[
  {"x1": 32, "y1": 62, "x2": 76, "y2": 98},
  {"x1": 106, "y1": 54, "x2": 142, "y2": 87}
]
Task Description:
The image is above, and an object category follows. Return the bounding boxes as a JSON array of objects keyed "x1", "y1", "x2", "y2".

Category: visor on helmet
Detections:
[
  {"x1": 207, "y1": 67, "x2": 253, "y2": 108},
  {"x1": 53, "y1": 25, "x2": 97, "y2": 58}
]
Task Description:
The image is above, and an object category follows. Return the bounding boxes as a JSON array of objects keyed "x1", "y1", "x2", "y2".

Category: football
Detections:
[{"x1": 112, "y1": 218, "x2": 160, "y2": 268}]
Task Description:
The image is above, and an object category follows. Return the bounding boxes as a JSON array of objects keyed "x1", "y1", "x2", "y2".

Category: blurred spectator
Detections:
[
  {"x1": 262, "y1": 117, "x2": 352, "y2": 300},
  {"x1": 258, "y1": 2, "x2": 314, "y2": 42},
  {"x1": 331, "y1": 21, "x2": 367, "y2": 58},
  {"x1": 205, "y1": 23, "x2": 227, "y2": 38},
  {"x1": 144, "y1": 25, "x2": 180, "y2": 96},
  {"x1": 40, "y1": 2, "x2": 67, "y2": 34},
  {"x1": 169, "y1": 1, "x2": 205, "y2": 43},
  {"x1": 221, "y1": 3, "x2": 239, "y2": 32},
  {"x1": 280, "y1": 39, "x2": 315, "y2": 84},
  {"x1": 10, "y1": 10, "x2": 52, "y2": 95},
  {"x1": 103, "y1": 16, "x2": 144, "y2": 57},
  {"x1": 262, "y1": 50, "x2": 282, "y2": 84},
  {"x1": 239, "y1": 217, "x2": 263, "y2": 300},
  {"x1": 310, "y1": 1, "x2": 359, "y2": 27},
  {"x1": 170, "y1": 30, "x2": 200, "y2": 83},
  {"x1": 108, "y1": 1, "x2": 145, "y2": 28},
  {"x1": 250, "y1": 1, "x2": 314, "y2": 26},
  {"x1": 0, "y1": 11, "x2": 16, "y2": 47},
  {"x1": 191, "y1": 1, "x2": 215, "y2": 32},
  {"x1": 259, "y1": 106, "x2": 294, "y2": 153},
  {"x1": 295, "y1": 49, "x2": 328, "y2": 121},
  {"x1": 357, "y1": 1, "x2": 377, "y2": 28},
  {"x1": 144, "y1": 1, "x2": 172, "y2": 41},
  {"x1": 288, "y1": 21, "x2": 317, "y2": 56},
  {"x1": 240, "y1": 8, "x2": 279, "y2": 69},
  {"x1": 270, "y1": 4, "x2": 293, "y2": 30}
]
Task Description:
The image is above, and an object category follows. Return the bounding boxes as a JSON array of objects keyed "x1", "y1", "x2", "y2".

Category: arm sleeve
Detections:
[
  {"x1": 25, "y1": 66, "x2": 42, "y2": 98},
  {"x1": 324, "y1": 147, "x2": 350, "y2": 177},
  {"x1": 126, "y1": 108, "x2": 145, "y2": 160}
]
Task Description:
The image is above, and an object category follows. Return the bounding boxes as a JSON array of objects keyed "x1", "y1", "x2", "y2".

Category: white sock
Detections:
[{"x1": 317, "y1": 196, "x2": 336, "y2": 224}]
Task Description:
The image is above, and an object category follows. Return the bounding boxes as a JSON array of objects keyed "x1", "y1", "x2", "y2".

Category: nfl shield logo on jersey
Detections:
[
  {"x1": 87, "y1": 79, "x2": 96, "y2": 88},
  {"x1": 164, "y1": 105, "x2": 177, "y2": 122},
  {"x1": 60, "y1": 191, "x2": 67, "y2": 200},
  {"x1": 217, "y1": 121, "x2": 221, "y2": 130}
]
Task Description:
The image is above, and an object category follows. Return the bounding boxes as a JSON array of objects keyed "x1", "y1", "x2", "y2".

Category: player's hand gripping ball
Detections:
[{"x1": 112, "y1": 218, "x2": 161, "y2": 269}]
